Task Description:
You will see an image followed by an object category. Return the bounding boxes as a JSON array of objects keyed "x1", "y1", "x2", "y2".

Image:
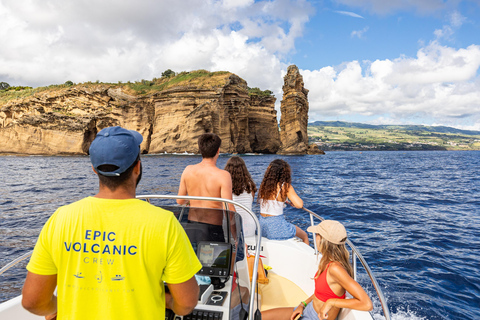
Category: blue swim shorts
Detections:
[
  {"x1": 293, "y1": 302, "x2": 318, "y2": 320},
  {"x1": 258, "y1": 215, "x2": 296, "y2": 240}
]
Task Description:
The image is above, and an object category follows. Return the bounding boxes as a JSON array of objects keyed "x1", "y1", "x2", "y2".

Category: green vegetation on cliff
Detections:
[
  {"x1": 248, "y1": 87, "x2": 274, "y2": 97},
  {"x1": 0, "y1": 70, "x2": 234, "y2": 103},
  {"x1": 126, "y1": 70, "x2": 232, "y2": 94}
]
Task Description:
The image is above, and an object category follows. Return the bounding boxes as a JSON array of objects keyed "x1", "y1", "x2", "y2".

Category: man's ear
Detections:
[
  {"x1": 92, "y1": 165, "x2": 98, "y2": 174},
  {"x1": 134, "y1": 160, "x2": 141, "y2": 174}
]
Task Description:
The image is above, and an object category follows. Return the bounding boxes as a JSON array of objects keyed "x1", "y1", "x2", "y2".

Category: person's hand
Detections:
[
  {"x1": 318, "y1": 300, "x2": 334, "y2": 319},
  {"x1": 290, "y1": 304, "x2": 303, "y2": 320},
  {"x1": 45, "y1": 312, "x2": 57, "y2": 320}
]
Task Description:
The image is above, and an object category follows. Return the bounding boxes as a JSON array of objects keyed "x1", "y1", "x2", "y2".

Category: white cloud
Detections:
[
  {"x1": 1, "y1": 0, "x2": 480, "y2": 131},
  {"x1": 302, "y1": 42, "x2": 480, "y2": 130},
  {"x1": 434, "y1": 10, "x2": 467, "y2": 41},
  {"x1": 333, "y1": 0, "x2": 446, "y2": 15},
  {"x1": 334, "y1": 10, "x2": 364, "y2": 18},
  {"x1": 449, "y1": 10, "x2": 467, "y2": 28},
  {"x1": 351, "y1": 26, "x2": 369, "y2": 39},
  {"x1": 221, "y1": 0, "x2": 254, "y2": 10},
  {"x1": 0, "y1": 0, "x2": 312, "y2": 87}
]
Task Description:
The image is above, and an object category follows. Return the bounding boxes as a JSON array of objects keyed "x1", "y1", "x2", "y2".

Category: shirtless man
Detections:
[{"x1": 177, "y1": 133, "x2": 235, "y2": 226}]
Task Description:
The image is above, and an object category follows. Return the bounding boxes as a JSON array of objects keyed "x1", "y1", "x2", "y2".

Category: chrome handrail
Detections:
[
  {"x1": 0, "y1": 250, "x2": 32, "y2": 277},
  {"x1": 136, "y1": 194, "x2": 262, "y2": 320},
  {"x1": 301, "y1": 207, "x2": 391, "y2": 320}
]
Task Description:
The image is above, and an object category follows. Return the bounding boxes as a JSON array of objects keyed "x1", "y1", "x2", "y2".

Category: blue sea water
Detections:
[{"x1": 1, "y1": 151, "x2": 479, "y2": 320}]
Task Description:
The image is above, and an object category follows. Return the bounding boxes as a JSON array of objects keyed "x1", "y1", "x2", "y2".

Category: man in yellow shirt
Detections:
[{"x1": 22, "y1": 126, "x2": 202, "y2": 320}]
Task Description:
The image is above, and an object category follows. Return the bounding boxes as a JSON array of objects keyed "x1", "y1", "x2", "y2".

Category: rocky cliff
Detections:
[
  {"x1": 0, "y1": 71, "x2": 281, "y2": 155},
  {"x1": 149, "y1": 74, "x2": 280, "y2": 154},
  {"x1": 279, "y1": 65, "x2": 310, "y2": 154},
  {"x1": 248, "y1": 95, "x2": 281, "y2": 154}
]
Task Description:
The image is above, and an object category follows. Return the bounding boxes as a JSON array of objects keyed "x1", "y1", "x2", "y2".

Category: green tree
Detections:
[
  {"x1": 65, "y1": 80, "x2": 74, "y2": 86},
  {"x1": 0, "y1": 82, "x2": 10, "y2": 90},
  {"x1": 161, "y1": 69, "x2": 175, "y2": 78}
]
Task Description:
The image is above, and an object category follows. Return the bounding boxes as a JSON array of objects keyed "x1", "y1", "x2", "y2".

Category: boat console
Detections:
[{"x1": 197, "y1": 242, "x2": 232, "y2": 279}]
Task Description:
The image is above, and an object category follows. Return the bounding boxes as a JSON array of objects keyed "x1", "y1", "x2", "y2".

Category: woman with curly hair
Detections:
[
  {"x1": 262, "y1": 220, "x2": 373, "y2": 320},
  {"x1": 224, "y1": 156, "x2": 257, "y2": 237},
  {"x1": 257, "y1": 159, "x2": 309, "y2": 244}
]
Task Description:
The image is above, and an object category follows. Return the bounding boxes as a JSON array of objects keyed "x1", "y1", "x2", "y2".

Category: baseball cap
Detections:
[
  {"x1": 89, "y1": 126, "x2": 143, "y2": 177},
  {"x1": 307, "y1": 220, "x2": 347, "y2": 245}
]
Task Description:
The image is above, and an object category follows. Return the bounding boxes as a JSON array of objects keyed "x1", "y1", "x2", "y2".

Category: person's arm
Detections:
[
  {"x1": 286, "y1": 185, "x2": 303, "y2": 209},
  {"x1": 177, "y1": 169, "x2": 189, "y2": 205},
  {"x1": 319, "y1": 263, "x2": 373, "y2": 319},
  {"x1": 291, "y1": 294, "x2": 315, "y2": 320},
  {"x1": 165, "y1": 276, "x2": 199, "y2": 315},
  {"x1": 220, "y1": 171, "x2": 235, "y2": 212},
  {"x1": 22, "y1": 272, "x2": 57, "y2": 317}
]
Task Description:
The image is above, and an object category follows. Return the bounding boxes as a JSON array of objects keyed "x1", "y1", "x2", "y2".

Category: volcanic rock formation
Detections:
[
  {"x1": 279, "y1": 65, "x2": 310, "y2": 154},
  {"x1": 0, "y1": 72, "x2": 281, "y2": 155}
]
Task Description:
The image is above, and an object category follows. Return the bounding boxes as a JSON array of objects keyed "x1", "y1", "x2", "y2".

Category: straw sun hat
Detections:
[{"x1": 307, "y1": 220, "x2": 347, "y2": 245}]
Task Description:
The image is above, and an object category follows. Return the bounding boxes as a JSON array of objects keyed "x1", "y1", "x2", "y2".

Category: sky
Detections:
[{"x1": 1, "y1": 0, "x2": 480, "y2": 130}]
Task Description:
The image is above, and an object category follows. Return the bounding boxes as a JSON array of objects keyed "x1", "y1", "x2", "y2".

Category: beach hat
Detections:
[
  {"x1": 89, "y1": 126, "x2": 143, "y2": 177},
  {"x1": 307, "y1": 220, "x2": 347, "y2": 245}
]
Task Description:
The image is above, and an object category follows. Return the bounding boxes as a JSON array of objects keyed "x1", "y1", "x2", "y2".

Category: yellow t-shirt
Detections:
[{"x1": 27, "y1": 196, "x2": 202, "y2": 320}]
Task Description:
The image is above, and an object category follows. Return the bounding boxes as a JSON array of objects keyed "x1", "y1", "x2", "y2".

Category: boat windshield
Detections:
[
  {"x1": 160, "y1": 204, "x2": 245, "y2": 262},
  {"x1": 148, "y1": 202, "x2": 251, "y2": 320}
]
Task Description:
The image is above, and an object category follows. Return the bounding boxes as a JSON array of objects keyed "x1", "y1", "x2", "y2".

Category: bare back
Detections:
[{"x1": 177, "y1": 159, "x2": 234, "y2": 225}]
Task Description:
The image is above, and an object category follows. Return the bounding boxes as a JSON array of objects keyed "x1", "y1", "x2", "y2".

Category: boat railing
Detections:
[
  {"x1": 0, "y1": 197, "x2": 389, "y2": 320},
  {"x1": 301, "y1": 206, "x2": 391, "y2": 320},
  {"x1": 0, "y1": 251, "x2": 32, "y2": 277}
]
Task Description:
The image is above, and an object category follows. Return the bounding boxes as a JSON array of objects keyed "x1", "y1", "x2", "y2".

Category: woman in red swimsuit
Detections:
[{"x1": 262, "y1": 220, "x2": 373, "y2": 320}]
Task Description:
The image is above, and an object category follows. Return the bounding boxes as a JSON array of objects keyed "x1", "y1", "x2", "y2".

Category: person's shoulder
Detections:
[
  {"x1": 131, "y1": 200, "x2": 179, "y2": 224},
  {"x1": 181, "y1": 164, "x2": 196, "y2": 174},
  {"x1": 218, "y1": 168, "x2": 232, "y2": 177},
  {"x1": 131, "y1": 199, "x2": 173, "y2": 213},
  {"x1": 329, "y1": 261, "x2": 349, "y2": 278},
  {"x1": 56, "y1": 197, "x2": 91, "y2": 212}
]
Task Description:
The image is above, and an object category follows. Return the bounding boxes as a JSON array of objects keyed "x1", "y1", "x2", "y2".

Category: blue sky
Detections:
[
  {"x1": 293, "y1": 1, "x2": 480, "y2": 69},
  {"x1": 1, "y1": 0, "x2": 480, "y2": 130}
]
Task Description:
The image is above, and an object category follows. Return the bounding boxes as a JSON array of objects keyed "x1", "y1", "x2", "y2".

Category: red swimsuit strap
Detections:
[{"x1": 314, "y1": 262, "x2": 346, "y2": 301}]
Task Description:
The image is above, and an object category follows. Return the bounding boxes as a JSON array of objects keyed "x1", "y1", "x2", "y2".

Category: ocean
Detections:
[{"x1": 1, "y1": 151, "x2": 479, "y2": 320}]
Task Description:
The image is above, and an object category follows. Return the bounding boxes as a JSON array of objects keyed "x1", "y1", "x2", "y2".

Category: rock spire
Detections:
[{"x1": 279, "y1": 65, "x2": 310, "y2": 154}]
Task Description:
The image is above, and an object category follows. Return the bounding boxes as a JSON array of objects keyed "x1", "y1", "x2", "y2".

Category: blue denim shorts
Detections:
[
  {"x1": 259, "y1": 215, "x2": 296, "y2": 240},
  {"x1": 293, "y1": 302, "x2": 318, "y2": 320}
]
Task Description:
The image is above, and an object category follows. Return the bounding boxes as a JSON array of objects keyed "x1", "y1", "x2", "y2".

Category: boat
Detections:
[{"x1": 0, "y1": 195, "x2": 391, "y2": 320}]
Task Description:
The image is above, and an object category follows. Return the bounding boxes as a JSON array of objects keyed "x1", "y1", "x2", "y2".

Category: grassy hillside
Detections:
[
  {"x1": 0, "y1": 70, "x2": 234, "y2": 103},
  {"x1": 308, "y1": 121, "x2": 480, "y2": 151},
  {"x1": 0, "y1": 70, "x2": 276, "y2": 104}
]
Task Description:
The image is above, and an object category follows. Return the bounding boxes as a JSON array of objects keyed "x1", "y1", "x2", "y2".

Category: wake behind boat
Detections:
[{"x1": 0, "y1": 195, "x2": 390, "y2": 320}]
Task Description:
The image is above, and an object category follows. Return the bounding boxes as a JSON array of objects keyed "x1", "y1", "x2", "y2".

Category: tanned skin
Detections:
[
  {"x1": 177, "y1": 149, "x2": 235, "y2": 224},
  {"x1": 261, "y1": 234, "x2": 373, "y2": 320}
]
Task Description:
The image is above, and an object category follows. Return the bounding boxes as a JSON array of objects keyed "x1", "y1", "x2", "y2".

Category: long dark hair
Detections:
[
  {"x1": 224, "y1": 156, "x2": 257, "y2": 196},
  {"x1": 258, "y1": 159, "x2": 291, "y2": 201}
]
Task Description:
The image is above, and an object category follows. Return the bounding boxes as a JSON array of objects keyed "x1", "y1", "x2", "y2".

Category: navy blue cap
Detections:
[{"x1": 89, "y1": 126, "x2": 143, "y2": 177}]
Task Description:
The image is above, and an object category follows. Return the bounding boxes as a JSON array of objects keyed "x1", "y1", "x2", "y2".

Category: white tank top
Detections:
[
  {"x1": 259, "y1": 183, "x2": 286, "y2": 216},
  {"x1": 232, "y1": 191, "x2": 256, "y2": 237}
]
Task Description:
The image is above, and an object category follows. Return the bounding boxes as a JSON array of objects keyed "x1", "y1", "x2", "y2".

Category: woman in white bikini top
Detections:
[
  {"x1": 258, "y1": 159, "x2": 309, "y2": 244},
  {"x1": 259, "y1": 183, "x2": 288, "y2": 216}
]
